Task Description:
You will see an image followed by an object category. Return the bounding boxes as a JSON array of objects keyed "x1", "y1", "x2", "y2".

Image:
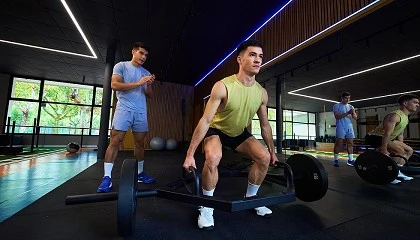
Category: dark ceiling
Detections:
[
  {"x1": 0, "y1": 0, "x2": 286, "y2": 85},
  {"x1": 0, "y1": 0, "x2": 419, "y2": 113}
]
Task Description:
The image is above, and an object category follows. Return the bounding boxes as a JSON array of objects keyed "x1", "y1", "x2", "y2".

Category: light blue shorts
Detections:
[
  {"x1": 112, "y1": 109, "x2": 148, "y2": 133},
  {"x1": 336, "y1": 125, "x2": 355, "y2": 139}
]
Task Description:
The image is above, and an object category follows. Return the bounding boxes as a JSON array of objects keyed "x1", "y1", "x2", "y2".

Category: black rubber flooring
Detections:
[{"x1": 1, "y1": 150, "x2": 420, "y2": 240}]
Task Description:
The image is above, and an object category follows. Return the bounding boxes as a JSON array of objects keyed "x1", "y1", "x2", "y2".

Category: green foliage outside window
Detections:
[
  {"x1": 11, "y1": 78, "x2": 41, "y2": 100},
  {"x1": 7, "y1": 78, "x2": 107, "y2": 135}
]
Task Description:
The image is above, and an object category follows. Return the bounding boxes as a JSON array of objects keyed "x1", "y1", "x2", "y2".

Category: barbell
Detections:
[
  {"x1": 354, "y1": 150, "x2": 420, "y2": 184},
  {"x1": 65, "y1": 154, "x2": 328, "y2": 237}
]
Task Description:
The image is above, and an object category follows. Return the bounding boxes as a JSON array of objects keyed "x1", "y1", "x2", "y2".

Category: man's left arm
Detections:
[
  {"x1": 256, "y1": 89, "x2": 277, "y2": 164},
  {"x1": 144, "y1": 74, "x2": 155, "y2": 98},
  {"x1": 349, "y1": 105, "x2": 358, "y2": 120},
  {"x1": 145, "y1": 84, "x2": 153, "y2": 98}
]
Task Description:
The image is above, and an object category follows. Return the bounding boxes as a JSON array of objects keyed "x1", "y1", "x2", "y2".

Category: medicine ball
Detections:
[
  {"x1": 67, "y1": 142, "x2": 80, "y2": 153},
  {"x1": 166, "y1": 139, "x2": 178, "y2": 150},
  {"x1": 150, "y1": 137, "x2": 165, "y2": 150}
]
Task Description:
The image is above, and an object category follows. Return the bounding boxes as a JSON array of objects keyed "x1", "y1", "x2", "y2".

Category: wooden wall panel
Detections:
[{"x1": 121, "y1": 82, "x2": 194, "y2": 149}]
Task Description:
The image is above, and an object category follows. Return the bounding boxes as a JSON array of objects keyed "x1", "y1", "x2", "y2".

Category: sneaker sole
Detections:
[
  {"x1": 398, "y1": 177, "x2": 414, "y2": 181},
  {"x1": 138, "y1": 180, "x2": 156, "y2": 184},
  {"x1": 250, "y1": 209, "x2": 272, "y2": 218},
  {"x1": 97, "y1": 188, "x2": 111, "y2": 193},
  {"x1": 198, "y1": 225, "x2": 214, "y2": 230}
]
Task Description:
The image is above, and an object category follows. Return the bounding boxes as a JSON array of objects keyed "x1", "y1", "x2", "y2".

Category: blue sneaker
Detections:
[
  {"x1": 97, "y1": 176, "x2": 112, "y2": 193},
  {"x1": 138, "y1": 172, "x2": 156, "y2": 184},
  {"x1": 347, "y1": 160, "x2": 355, "y2": 167},
  {"x1": 333, "y1": 160, "x2": 339, "y2": 167}
]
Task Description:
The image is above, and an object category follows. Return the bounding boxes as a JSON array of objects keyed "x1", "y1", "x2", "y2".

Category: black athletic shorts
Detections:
[
  {"x1": 365, "y1": 134, "x2": 383, "y2": 148},
  {"x1": 204, "y1": 128, "x2": 253, "y2": 150}
]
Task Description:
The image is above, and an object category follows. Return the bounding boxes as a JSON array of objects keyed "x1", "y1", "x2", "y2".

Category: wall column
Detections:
[{"x1": 97, "y1": 46, "x2": 116, "y2": 159}]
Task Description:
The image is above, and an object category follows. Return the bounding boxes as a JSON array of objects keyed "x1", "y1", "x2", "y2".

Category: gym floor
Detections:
[{"x1": 0, "y1": 149, "x2": 420, "y2": 240}]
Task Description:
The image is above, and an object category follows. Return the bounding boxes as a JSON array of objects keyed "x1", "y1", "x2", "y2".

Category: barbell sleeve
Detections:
[{"x1": 65, "y1": 192, "x2": 118, "y2": 205}]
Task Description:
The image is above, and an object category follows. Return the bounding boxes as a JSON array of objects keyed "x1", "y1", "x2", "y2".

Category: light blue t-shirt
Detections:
[
  {"x1": 333, "y1": 102, "x2": 354, "y2": 128},
  {"x1": 113, "y1": 61, "x2": 151, "y2": 113}
]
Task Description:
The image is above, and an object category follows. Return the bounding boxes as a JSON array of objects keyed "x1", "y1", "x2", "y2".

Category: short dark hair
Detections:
[
  {"x1": 236, "y1": 39, "x2": 263, "y2": 57},
  {"x1": 341, "y1": 92, "x2": 351, "y2": 98},
  {"x1": 397, "y1": 94, "x2": 419, "y2": 105},
  {"x1": 132, "y1": 42, "x2": 148, "y2": 51}
]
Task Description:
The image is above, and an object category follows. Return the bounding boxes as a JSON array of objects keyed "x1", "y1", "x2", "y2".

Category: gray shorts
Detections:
[
  {"x1": 336, "y1": 125, "x2": 355, "y2": 139},
  {"x1": 112, "y1": 109, "x2": 148, "y2": 132}
]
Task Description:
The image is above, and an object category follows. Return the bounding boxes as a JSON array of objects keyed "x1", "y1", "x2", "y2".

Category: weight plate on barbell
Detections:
[
  {"x1": 408, "y1": 152, "x2": 420, "y2": 164},
  {"x1": 286, "y1": 154, "x2": 328, "y2": 202},
  {"x1": 117, "y1": 159, "x2": 138, "y2": 237},
  {"x1": 354, "y1": 150, "x2": 398, "y2": 185}
]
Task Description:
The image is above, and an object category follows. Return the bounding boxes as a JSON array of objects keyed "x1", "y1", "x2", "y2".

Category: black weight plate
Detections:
[
  {"x1": 117, "y1": 159, "x2": 138, "y2": 237},
  {"x1": 354, "y1": 151, "x2": 398, "y2": 185},
  {"x1": 408, "y1": 152, "x2": 420, "y2": 164},
  {"x1": 286, "y1": 154, "x2": 328, "y2": 202}
]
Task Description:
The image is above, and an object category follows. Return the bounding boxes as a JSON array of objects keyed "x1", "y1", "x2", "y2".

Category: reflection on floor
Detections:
[
  {"x1": 283, "y1": 149, "x2": 358, "y2": 161},
  {"x1": 0, "y1": 149, "x2": 98, "y2": 222}
]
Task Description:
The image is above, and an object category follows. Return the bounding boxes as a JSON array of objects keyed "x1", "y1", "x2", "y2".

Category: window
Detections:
[
  {"x1": 251, "y1": 109, "x2": 277, "y2": 140},
  {"x1": 11, "y1": 78, "x2": 41, "y2": 100},
  {"x1": 6, "y1": 100, "x2": 39, "y2": 133},
  {"x1": 251, "y1": 108, "x2": 316, "y2": 140},
  {"x1": 7, "y1": 77, "x2": 110, "y2": 135}
]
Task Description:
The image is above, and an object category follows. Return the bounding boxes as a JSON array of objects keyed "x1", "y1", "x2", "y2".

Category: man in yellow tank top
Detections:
[
  {"x1": 183, "y1": 39, "x2": 278, "y2": 230},
  {"x1": 365, "y1": 94, "x2": 419, "y2": 184}
]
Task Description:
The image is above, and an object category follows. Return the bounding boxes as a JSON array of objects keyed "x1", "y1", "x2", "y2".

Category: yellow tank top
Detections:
[
  {"x1": 369, "y1": 109, "x2": 408, "y2": 140},
  {"x1": 210, "y1": 75, "x2": 264, "y2": 137}
]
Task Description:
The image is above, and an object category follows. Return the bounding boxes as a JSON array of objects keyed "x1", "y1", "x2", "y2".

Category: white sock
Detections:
[
  {"x1": 348, "y1": 154, "x2": 353, "y2": 161},
  {"x1": 245, "y1": 182, "x2": 260, "y2": 197},
  {"x1": 138, "y1": 160, "x2": 144, "y2": 174},
  {"x1": 104, "y1": 162, "x2": 113, "y2": 177},
  {"x1": 202, "y1": 188, "x2": 215, "y2": 197},
  {"x1": 334, "y1": 154, "x2": 339, "y2": 161}
]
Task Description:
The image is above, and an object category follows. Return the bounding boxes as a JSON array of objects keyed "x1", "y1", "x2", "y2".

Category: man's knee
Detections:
[
  {"x1": 253, "y1": 150, "x2": 270, "y2": 167},
  {"x1": 205, "y1": 151, "x2": 222, "y2": 170},
  {"x1": 109, "y1": 137, "x2": 123, "y2": 148}
]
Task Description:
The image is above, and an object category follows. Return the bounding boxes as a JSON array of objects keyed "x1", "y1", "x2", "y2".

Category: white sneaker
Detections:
[
  {"x1": 398, "y1": 171, "x2": 414, "y2": 181},
  {"x1": 255, "y1": 206, "x2": 272, "y2": 217},
  {"x1": 390, "y1": 179, "x2": 401, "y2": 184},
  {"x1": 198, "y1": 206, "x2": 214, "y2": 230}
]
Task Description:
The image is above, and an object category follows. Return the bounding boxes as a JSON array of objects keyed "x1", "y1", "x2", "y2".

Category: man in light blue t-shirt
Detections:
[
  {"x1": 97, "y1": 42, "x2": 156, "y2": 193},
  {"x1": 332, "y1": 92, "x2": 357, "y2": 167}
]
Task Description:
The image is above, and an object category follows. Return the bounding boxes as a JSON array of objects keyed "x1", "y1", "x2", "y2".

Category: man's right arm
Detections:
[
  {"x1": 185, "y1": 81, "x2": 225, "y2": 158},
  {"x1": 378, "y1": 113, "x2": 399, "y2": 154},
  {"x1": 111, "y1": 74, "x2": 151, "y2": 91},
  {"x1": 333, "y1": 105, "x2": 353, "y2": 120}
]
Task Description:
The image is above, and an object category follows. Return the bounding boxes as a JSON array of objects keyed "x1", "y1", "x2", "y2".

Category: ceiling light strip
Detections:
[
  {"x1": 351, "y1": 90, "x2": 420, "y2": 103},
  {"x1": 60, "y1": 0, "x2": 97, "y2": 58},
  {"x1": 289, "y1": 53, "x2": 420, "y2": 93},
  {"x1": 0, "y1": 39, "x2": 95, "y2": 58},
  {"x1": 290, "y1": 89, "x2": 420, "y2": 104},
  {"x1": 288, "y1": 92, "x2": 339, "y2": 103},
  {"x1": 0, "y1": 0, "x2": 96, "y2": 59}
]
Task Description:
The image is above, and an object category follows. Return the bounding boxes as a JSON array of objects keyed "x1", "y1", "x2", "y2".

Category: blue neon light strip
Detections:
[{"x1": 194, "y1": 0, "x2": 294, "y2": 87}]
